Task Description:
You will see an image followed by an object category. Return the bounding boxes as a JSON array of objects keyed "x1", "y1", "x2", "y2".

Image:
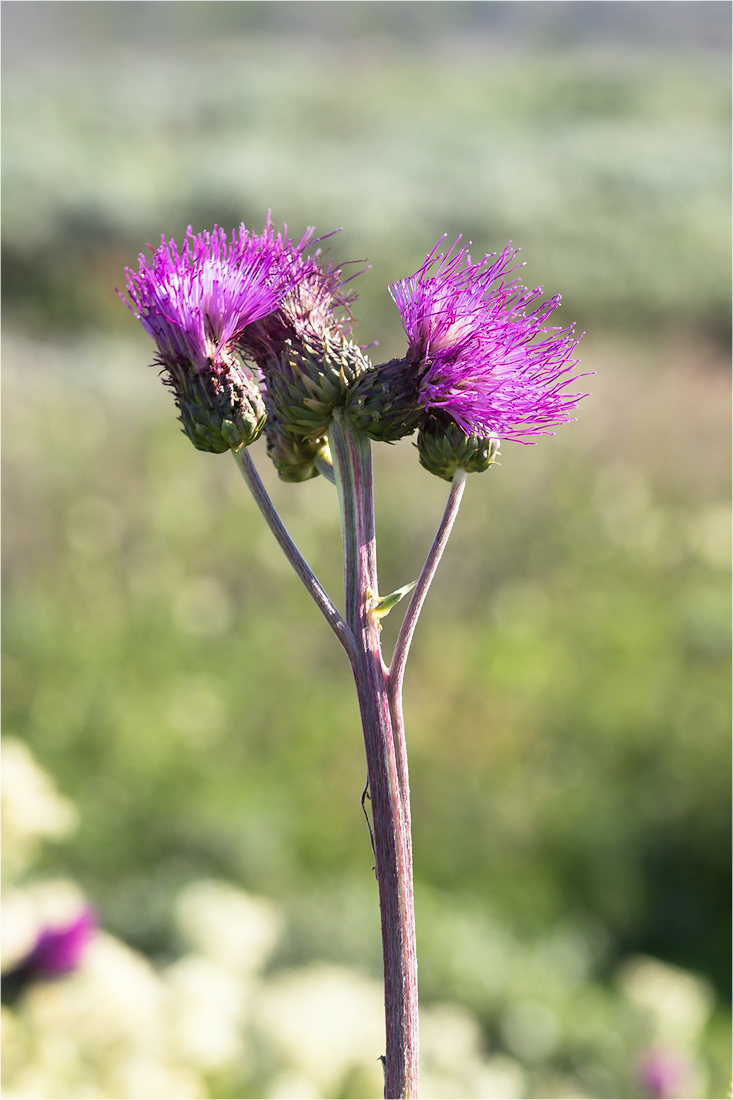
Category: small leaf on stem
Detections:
[{"x1": 368, "y1": 581, "x2": 418, "y2": 621}]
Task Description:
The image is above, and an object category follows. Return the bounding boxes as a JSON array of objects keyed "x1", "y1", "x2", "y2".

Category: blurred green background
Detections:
[{"x1": 2, "y1": 2, "x2": 730, "y2": 1097}]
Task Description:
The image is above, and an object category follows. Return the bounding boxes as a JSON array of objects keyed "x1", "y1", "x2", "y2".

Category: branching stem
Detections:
[
  {"x1": 329, "y1": 410, "x2": 419, "y2": 1100},
  {"x1": 232, "y1": 446, "x2": 358, "y2": 667},
  {"x1": 234, "y1": 436, "x2": 467, "y2": 1100}
]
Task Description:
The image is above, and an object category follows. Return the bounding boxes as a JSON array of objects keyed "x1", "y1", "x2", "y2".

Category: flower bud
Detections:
[
  {"x1": 417, "y1": 413, "x2": 500, "y2": 480},
  {"x1": 265, "y1": 410, "x2": 330, "y2": 482},
  {"x1": 344, "y1": 357, "x2": 424, "y2": 442},
  {"x1": 259, "y1": 332, "x2": 373, "y2": 442},
  {"x1": 174, "y1": 356, "x2": 267, "y2": 454},
  {"x1": 237, "y1": 248, "x2": 374, "y2": 442}
]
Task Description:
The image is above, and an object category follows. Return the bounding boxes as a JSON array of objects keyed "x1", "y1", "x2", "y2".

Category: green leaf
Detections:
[{"x1": 369, "y1": 580, "x2": 418, "y2": 620}]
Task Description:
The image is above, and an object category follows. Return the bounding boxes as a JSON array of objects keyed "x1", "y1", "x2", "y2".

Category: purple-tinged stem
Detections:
[
  {"x1": 387, "y1": 471, "x2": 467, "y2": 806},
  {"x1": 388, "y1": 469, "x2": 466, "y2": 718},
  {"x1": 232, "y1": 446, "x2": 358, "y2": 666},
  {"x1": 329, "y1": 409, "x2": 419, "y2": 1100}
]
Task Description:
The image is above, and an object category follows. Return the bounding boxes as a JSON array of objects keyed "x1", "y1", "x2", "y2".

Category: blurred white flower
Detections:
[
  {"x1": 421, "y1": 1003, "x2": 527, "y2": 1099},
  {"x1": 617, "y1": 955, "x2": 714, "y2": 1044},
  {"x1": 1, "y1": 739, "x2": 78, "y2": 881},
  {"x1": 420, "y1": 1001, "x2": 484, "y2": 1072},
  {"x1": 470, "y1": 1054, "x2": 527, "y2": 1100},
  {"x1": 175, "y1": 878, "x2": 282, "y2": 975},
  {"x1": 2, "y1": 880, "x2": 88, "y2": 970},
  {"x1": 267, "y1": 1070, "x2": 322, "y2": 1099},
  {"x1": 256, "y1": 963, "x2": 385, "y2": 1095},
  {"x1": 165, "y1": 952, "x2": 251, "y2": 1072},
  {"x1": 3, "y1": 932, "x2": 206, "y2": 1099}
]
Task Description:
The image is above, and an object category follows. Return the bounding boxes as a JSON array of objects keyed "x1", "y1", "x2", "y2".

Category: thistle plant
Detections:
[{"x1": 120, "y1": 219, "x2": 587, "y2": 1100}]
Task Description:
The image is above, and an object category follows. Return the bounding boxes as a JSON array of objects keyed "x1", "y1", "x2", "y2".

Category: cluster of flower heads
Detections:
[{"x1": 121, "y1": 219, "x2": 587, "y2": 478}]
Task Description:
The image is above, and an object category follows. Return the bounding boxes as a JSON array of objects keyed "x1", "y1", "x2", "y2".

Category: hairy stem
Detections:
[{"x1": 329, "y1": 409, "x2": 419, "y2": 1099}]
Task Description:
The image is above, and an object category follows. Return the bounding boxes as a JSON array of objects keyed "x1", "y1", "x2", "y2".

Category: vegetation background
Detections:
[{"x1": 2, "y1": 2, "x2": 730, "y2": 1097}]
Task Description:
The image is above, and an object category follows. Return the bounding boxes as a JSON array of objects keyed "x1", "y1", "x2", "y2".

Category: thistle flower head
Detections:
[
  {"x1": 121, "y1": 222, "x2": 294, "y2": 371},
  {"x1": 119, "y1": 221, "x2": 308, "y2": 452},
  {"x1": 390, "y1": 237, "x2": 587, "y2": 443}
]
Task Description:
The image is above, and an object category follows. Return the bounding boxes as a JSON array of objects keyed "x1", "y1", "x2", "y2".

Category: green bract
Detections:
[{"x1": 417, "y1": 414, "x2": 500, "y2": 481}]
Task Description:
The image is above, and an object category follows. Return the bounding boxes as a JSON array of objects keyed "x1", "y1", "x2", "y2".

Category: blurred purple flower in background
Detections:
[
  {"x1": 638, "y1": 1046, "x2": 695, "y2": 1100},
  {"x1": 2, "y1": 907, "x2": 97, "y2": 1003},
  {"x1": 390, "y1": 237, "x2": 588, "y2": 442},
  {"x1": 24, "y1": 907, "x2": 97, "y2": 977}
]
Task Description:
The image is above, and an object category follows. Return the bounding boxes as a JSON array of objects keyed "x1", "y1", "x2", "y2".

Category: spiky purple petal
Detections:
[
  {"x1": 390, "y1": 238, "x2": 588, "y2": 442},
  {"x1": 119, "y1": 221, "x2": 301, "y2": 373}
]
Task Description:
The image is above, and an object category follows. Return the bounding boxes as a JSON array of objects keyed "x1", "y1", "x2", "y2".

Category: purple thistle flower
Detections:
[
  {"x1": 120, "y1": 221, "x2": 299, "y2": 373},
  {"x1": 390, "y1": 237, "x2": 588, "y2": 443},
  {"x1": 236, "y1": 227, "x2": 357, "y2": 362},
  {"x1": 119, "y1": 219, "x2": 319, "y2": 452}
]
